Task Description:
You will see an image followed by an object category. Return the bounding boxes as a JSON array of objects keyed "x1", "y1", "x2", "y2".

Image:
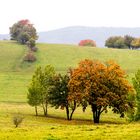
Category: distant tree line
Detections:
[
  {"x1": 27, "y1": 59, "x2": 135, "y2": 123},
  {"x1": 10, "y1": 19, "x2": 38, "y2": 62},
  {"x1": 105, "y1": 35, "x2": 140, "y2": 49}
]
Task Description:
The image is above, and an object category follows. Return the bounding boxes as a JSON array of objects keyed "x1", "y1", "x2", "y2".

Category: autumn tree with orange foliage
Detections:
[
  {"x1": 68, "y1": 59, "x2": 135, "y2": 123},
  {"x1": 78, "y1": 39, "x2": 96, "y2": 47}
]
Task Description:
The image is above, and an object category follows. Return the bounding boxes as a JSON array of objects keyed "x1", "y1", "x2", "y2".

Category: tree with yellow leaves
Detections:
[{"x1": 131, "y1": 38, "x2": 140, "y2": 49}]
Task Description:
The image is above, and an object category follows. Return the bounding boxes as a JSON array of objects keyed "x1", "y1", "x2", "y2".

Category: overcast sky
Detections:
[{"x1": 1, "y1": 0, "x2": 140, "y2": 34}]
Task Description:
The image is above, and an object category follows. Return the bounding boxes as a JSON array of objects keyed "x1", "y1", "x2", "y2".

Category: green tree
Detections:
[
  {"x1": 27, "y1": 79, "x2": 42, "y2": 116},
  {"x1": 69, "y1": 59, "x2": 135, "y2": 123},
  {"x1": 27, "y1": 65, "x2": 55, "y2": 116},
  {"x1": 132, "y1": 70, "x2": 140, "y2": 120},
  {"x1": 48, "y1": 74, "x2": 76, "y2": 120},
  {"x1": 114, "y1": 37, "x2": 127, "y2": 49},
  {"x1": 105, "y1": 36, "x2": 127, "y2": 49},
  {"x1": 26, "y1": 38, "x2": 38, "y2": 52},
  {"x1": 124, "y1": 35, "x2": 135, "y2": 49},
  {"x1": 10, "y1": 19, "x2": 38, "y2": 44},
  {"x1": 27, "y1": 38, "x2": 35, "y2": 48}
]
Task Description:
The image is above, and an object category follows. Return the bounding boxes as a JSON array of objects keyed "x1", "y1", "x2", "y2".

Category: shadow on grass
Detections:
[
  {"x1": 1, "y1": 102, "x2": 127, "y2": 125},
  {"x1": 26, "y1": 113, "x2": 127, "y2": 125}
]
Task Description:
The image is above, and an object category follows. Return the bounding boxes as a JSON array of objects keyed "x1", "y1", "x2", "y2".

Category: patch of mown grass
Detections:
[
  {"x1": 1, "y1": 41, "x2": 140, "y2": 75},
  {"x1": 0, "y1": 73, "x2": 31, "y2": 102},
  {"x1": 0, "y1": 41, "x2": 27, "y2": 72}
]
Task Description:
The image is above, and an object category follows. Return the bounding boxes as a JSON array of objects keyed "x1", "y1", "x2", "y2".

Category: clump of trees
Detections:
[
  {"x1": 10, "y1": 19, "x2": 38, "y2": 62},
  {"x1": 78, "y1": 39, "x2": 96, "y2": 47},
  {"x1": 10, "y1": 19, "x2": 38, "y2": 45},
  {"x1": 105, "y1": 35, "x2": 135, "y2": 49},
  {"x1": 28, "y1": 59, "x2": 135, "y2": 123}
]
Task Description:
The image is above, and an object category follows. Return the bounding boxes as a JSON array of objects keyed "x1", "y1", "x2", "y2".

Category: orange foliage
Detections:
[{"x1": 68, "y1": 59, "x2": 134, "y2": 123}]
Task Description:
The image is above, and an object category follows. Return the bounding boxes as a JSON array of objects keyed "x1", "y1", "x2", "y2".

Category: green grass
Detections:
[
  {"x1": 0, "y1": 73, "x2": 31, "y2": 103},
  {"x1": 1, "y1": 41, "x2": 140, "y2": 74},
  {"x1": 1, "y1": 41, "x2": 139, "y2": 102},
  {"x1": 29, "y1": 43, "x2": 140, "y2": 74},
  {"x1": 0, "y1": 41, "x2": 27, "y2": 72},
  {"x1": 1, "y1": 41, "x2": 140, "y2": 139},
  {"x1": 0, "y1": 103, "x2": 139, "y2": 140}
]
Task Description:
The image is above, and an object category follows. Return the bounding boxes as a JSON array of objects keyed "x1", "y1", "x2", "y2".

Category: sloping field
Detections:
[
  {"x1": 1, "y1": 41, "x2": 140, "y2": 102},
  {"x1": 0, "y1": 41, "x2": 140, "y2": 140}
]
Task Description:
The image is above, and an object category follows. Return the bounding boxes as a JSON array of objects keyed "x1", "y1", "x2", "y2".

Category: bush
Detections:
[
  {"x1": 31, "y1": 46, "x2": 38, "y2": 52},
  {"x1": 23, "y1": 51, "x2": 36, "y2": 62},
  {"x1": 78, "y1": 39, "x2": 96, "y2": 47},
  {"x1": 27, "y1": 38, "x2": 36, "y2": 48},
  {"x1": 13, "y1": 115, "x2": 24, "y2": 128}
]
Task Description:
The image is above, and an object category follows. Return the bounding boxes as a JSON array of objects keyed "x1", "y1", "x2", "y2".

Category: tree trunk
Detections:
[
  {"x1": 91, "y1": 104, "x2": 101, "y2": 123},
  {"x1": 35, "y1": 106, "x2": 38, "y2": 116},
  {"x1": 69, "y1": 101, "x2": 76, "y2": 120},
  {"x1": 42, "y1": 104, "x2": 47, "y2": 116},
  {"x1": 66, "y1": 105, "x2": 70, "y2": 120},
  {"x1": 93, "y1": 113, "x2": 100, "y2": 123},
  {"x1": 45, "y1": 102, "x2": 48, "y2": 116}
]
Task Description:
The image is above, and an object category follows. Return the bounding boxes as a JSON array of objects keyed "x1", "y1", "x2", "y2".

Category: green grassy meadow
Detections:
[{"x1": 1, "y1": 41, "x2": 140, "y2": 139}]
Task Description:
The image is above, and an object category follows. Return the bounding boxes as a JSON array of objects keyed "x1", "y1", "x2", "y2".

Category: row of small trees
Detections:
[
  {"x1": 105, "y1": 35, "x2": 140, "y2": 49},
  {"x1": 78, "y1": 35, "x2": 140, "y2": 49},
  {"x1": 27, "y1": 59, "x2": 137, "y2": 123},
  {"x1": 10, "y1": 19, "x2": 38, "y2": 62}
]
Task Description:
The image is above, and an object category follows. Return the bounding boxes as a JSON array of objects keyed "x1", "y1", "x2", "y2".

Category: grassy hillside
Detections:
[
  {"x1": 0, "y1": 40, "x2": 139, "y2": 102},
  {"x1": 1, "y1": 41, "x2": 140, "y2": 74},
  {"x1": 1, "y1": 41, "x2": 140, "y2": 140},
  {"x1": 0, "y1": 41, "x2": 26, "y2": 72},
  {"x1": 1, "y1": 41, "x2": 140, "y2": 102}
]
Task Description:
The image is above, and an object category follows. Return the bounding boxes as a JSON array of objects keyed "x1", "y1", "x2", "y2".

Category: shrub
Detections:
[
  {"x1": 13, "y1": 115, "x2": 24, "y2": 128},
  {"x1": 23, "y1": 51, "x2": 36, "y2": 62},
  {"x1": 78, "y1": 39, "x2": 96, "y2": 47},
  {"x1": 31, "y1": 46, "x2": 38, "y2": 52},
  {"x1": 27, "y1": 38, "x2": 36, "y2": 48}
]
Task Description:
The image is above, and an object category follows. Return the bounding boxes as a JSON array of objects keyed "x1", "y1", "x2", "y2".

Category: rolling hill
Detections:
[
  {"x1": 0, "y1": 40, "x2": 140, "y2": 102},
  {"x1": 0, "y1": 41, "x2": 140, "y2": 75},
  {"x1": 38, "y1": 26, "x2": 140, "y2": 47}
]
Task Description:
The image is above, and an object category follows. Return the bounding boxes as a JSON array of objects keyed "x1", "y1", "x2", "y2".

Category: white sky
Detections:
[{"x1": 1, "y1": 0, "x2": 140, "y2": 34}]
